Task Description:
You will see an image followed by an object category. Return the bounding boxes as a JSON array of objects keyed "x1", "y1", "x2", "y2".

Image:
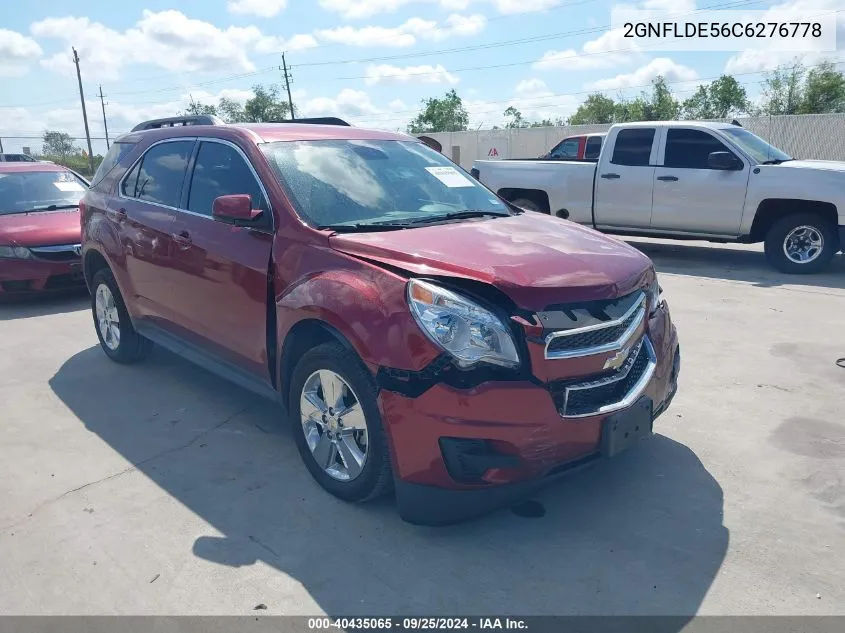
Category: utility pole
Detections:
[
  {"x1": 72, "y1": 47, "x2": 95, "y2": 174},
  {"x1": 0, "y1": 138, "x2": 4, "y2": 153},
  {"x1": 280, "y1": 53, "x2": 295, "y2": 120},
  {"x1": 98, "y1": 85, "x2": 110, "y2": 149}
]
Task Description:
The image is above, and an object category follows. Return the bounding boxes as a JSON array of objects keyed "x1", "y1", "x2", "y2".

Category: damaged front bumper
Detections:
[{"x1": 377, "y1": 307, "x2": 680, "y2": 526}]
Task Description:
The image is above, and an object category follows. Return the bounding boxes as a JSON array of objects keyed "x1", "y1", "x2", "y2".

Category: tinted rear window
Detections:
[
  {"x1": 91, "y1": 142, "x2": 135, "y2": 187},
  {"x1": 611, "y1": 129, "x2": 655, "y2": 166}
]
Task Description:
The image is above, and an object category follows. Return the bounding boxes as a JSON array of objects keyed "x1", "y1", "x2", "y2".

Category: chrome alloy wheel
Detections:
[
  {"x1": 300, "y1": 370, "x2": 369, "y2": 481},
  {"x1": 95, "y1": 283, "x2": 121, "y2": 351},
  {"x1": 783, "y1": 225, "x2": 824, "y2": 264}
]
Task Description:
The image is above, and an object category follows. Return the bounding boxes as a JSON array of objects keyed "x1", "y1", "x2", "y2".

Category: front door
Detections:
[
  {"x1": 116, "y1": 139, "x2": 195, "y2": 327},
  {"x1": 167, "y1": 139, "x2": 274, "y2": 380},
  {"x1": 593, "y1": 127, "x2": 658, "y2": 230},
  {"x1": 651, "y1": 127, "x2": 750, "y2": 235}
]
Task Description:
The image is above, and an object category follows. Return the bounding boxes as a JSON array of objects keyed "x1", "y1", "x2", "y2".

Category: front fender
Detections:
[{"x1": 276, "y1": 266, "x2": 441, "y2": 372}]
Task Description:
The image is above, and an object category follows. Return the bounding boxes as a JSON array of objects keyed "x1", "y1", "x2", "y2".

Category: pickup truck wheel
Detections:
[
  {"x1": 511, "y1": 197, "x2": 543, "y2": 213},
  {"x1": 91, "y1": 269, "x2": 152, "y2": 363},
  {"x1": 764, "y1": 214, "x2": 838, "y2": 274},
  {"x1": 290, "y1": 342, "x2": 393, "y2": 502}
]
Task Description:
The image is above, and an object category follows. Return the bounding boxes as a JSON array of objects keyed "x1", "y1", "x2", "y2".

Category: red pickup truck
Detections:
[
  {"x1": 81, "y1": 115, "x2": 680, "y2": 525},
  {"x1": 540, "y1": 133, "x2": 606, "y2": 161}
]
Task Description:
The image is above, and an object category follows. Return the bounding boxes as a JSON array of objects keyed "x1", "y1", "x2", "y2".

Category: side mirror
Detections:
[
  {"x1": 708, "y1": 151, "x2": 742, "y2": 171},
  {"x1": 212, "y1": 194, "x2": 262, "y2": 225}
]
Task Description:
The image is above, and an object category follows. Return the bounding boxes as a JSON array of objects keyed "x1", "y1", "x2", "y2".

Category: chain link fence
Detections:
[{"x1": 427, "y1": 113, "x2": 845, "y2": 169}]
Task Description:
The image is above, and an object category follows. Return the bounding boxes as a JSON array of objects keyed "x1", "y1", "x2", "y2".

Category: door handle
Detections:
[
  {"x1": 172, "y1": 230, "x2": 192, "y2": 250},
  {"x1": 108, "y1": 207, "x2": 127, "y2": 221},
  {"x1": 657, "y1": 175, "x2": 679, "y2": 182},
  {"x1": 600, "y1": 173, "x2": 621, "y2": 179}
]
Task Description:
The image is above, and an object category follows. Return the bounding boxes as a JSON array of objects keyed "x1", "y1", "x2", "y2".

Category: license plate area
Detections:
[{"x1": 601, "y1": 396, "x2": 653, "y2": 458}]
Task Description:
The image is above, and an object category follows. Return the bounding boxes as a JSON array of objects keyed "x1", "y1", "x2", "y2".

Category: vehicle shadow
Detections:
[
  {"x1": 627, "y1": 239, "x2": 845, "y2": 290},
  {"x1": 0, "y1": 290, "x2": 89, "y2": 321},
  {"x1": 50, "y1": 345, "x2": 728, "y2": 618}
]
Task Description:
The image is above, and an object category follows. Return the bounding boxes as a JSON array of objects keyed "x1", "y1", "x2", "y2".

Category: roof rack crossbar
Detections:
[
  {"x1": 270, "y1": 117, "x2": 351, "y2": 126},
  {"x1": 131, "y1": 115, "x2": 225, "y2": 132}
]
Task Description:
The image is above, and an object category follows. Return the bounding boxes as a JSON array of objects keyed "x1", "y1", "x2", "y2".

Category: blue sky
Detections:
[{"x1": 0, "y1": 0, "x2": 842, "y2": 154}]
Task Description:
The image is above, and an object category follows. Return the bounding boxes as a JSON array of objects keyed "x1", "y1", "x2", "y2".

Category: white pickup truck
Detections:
[{"x1": 472, "y1": 121, "x2": 845, "y2": 273}]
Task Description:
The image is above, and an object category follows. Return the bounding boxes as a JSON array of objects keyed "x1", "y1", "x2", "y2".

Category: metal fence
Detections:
[{"x1": 427, "y1": 113, "x2": 845, "y2": 170}]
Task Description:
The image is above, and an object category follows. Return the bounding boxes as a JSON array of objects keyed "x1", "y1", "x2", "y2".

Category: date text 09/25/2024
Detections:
[{"x1": 307, "y1": 618, "x2": 528, "y2": 631}]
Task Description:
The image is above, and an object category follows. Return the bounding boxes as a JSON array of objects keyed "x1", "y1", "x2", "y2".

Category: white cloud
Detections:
[
  {"x1": 365, "y1": 64, "x2": 459, "y2": 86},
  {"x1": 0, "y1": 28, "x2": 43, "y2": 76},
  {"x1": 30, "y1": 10, "x2": 311, "y2": 82},
  {"x1": 319, "y1": 0, "x2": 558, "y2": 19},
  {"x1": 315, "y1": 14, "x2": 485, "y2": 47},
  {"x1": 254, "y1": 33, "x2": 318, "y2": 54},
  {"x1": 388, "y1": 98, "x2": 409, "y2": 110},
  {"x1": 534, "y1": 25, "x2": 639, "y2": 71},
  {"x1": 724, "y1": 0, "x2": 844, "y2": 73},
  {"x1": 303, "y1": 89, "x2": 382, "y2": 117},
  {"x1": 586, "y1": 57, "x2": 698, "y2": 91},
  {"x1": 227, "y1": 0, "x2": 288, "y2": 17},
  {"x1": 514, "y1": 78, "x2": 551, "y2": 98}
]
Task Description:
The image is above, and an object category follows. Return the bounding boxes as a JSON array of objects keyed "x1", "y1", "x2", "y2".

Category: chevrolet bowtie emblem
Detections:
[
  {"x1": 603, "y1": 345, "x2": 631, "y2": 371},
  {"x1": 73, "y1": 245, "x2": 82, "y2": 256}
]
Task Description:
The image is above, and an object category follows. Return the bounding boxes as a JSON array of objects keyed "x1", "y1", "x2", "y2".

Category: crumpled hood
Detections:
[
  {"x1": 329, "y1": 214, "x2": 653, "y2": 311},
  {"x1": 0, "y1": 208, "x2": 80, "y2": 247}
]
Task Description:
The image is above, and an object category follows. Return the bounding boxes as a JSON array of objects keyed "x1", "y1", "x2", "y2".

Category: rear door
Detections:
[
  {"x1": 116, "y1": 139, "x2": 195, "y2": 326},
  {"x1": 593, "y1": 127, "x2": 659, "y2": 229},
  {"x1": 167, "y1": 138, "x2": 274, "y2": 380},
  {"x1": 651, "y1": 127, "x2": 749, "y2": 235}
]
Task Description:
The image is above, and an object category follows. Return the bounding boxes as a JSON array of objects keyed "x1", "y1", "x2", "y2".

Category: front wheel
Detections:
[
  {"x1": 289, "y1": 342, "x2": 393, "y2": 502},
  {"x1": 764, "y1": 213, "x2": 838, "y2": 274}
]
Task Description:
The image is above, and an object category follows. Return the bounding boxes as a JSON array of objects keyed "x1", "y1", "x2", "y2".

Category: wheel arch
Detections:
[
  {"x1": 749, "y1": 198, "x2": 838, "y2": 243},
  {"x1": 496, "y1": 188, "x2": 551, "y2": 213}
]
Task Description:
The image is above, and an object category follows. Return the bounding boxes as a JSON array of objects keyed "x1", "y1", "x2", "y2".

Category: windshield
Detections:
[
  {"x1": 0, "y1": 170, "x2": 88, "y2": 216},
  {"x1": 721, "y1": 128, "x2": 791, "y2": 163},
  {"x1": 260, "y1": 139, "x2": 510, "y2": 229}
]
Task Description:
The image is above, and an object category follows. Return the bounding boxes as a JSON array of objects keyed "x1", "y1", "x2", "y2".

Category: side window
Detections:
[
  {"x1": 551, "y1": 138, "x2": 580, "y2": 159},
  {"x1": 611, "y1": 128, "x2": 656, "y2": 166},
  {"x1": 121, "y1": 161, "x2": 141, "y2": 198},
  {"x1": 664, "y1": 128, "x2": 737, "y2": 169},
  {"x1": 91, "y1": 141, "x2": 134, "y2": 187},
  {"x1": 134, "y1": 141, "x2": 194, "y2": 207},
  {"x1": 187, "y1": 141, "x2": 267, "y2": 217},
  {"x1": 584, "y1": 136, "x2": 603, "y2": 160}
]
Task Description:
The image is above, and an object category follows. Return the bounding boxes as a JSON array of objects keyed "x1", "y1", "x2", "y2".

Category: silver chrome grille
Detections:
[
  {"x1": 544, "y1": 292, "x2": 646, "y2": 360},
  {"x1": 548, "y1": 337, "x2": 657, "y2": 418},
  {"x1": 29, "y1": 244, "x2": 82, "y2": 262}
]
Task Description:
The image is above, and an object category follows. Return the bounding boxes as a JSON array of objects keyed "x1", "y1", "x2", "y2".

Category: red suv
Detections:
[{"x1": 81, "y1": 115, "x2": 680, "y2": 525}]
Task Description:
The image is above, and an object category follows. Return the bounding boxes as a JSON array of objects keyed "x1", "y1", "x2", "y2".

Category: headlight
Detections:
[
  {"x1": 407, "y1": 279, "x2": 520, "y2": 369},
  {"x1": 0, "y1": 245, "x2": 32, "y2": 259},
  {"x1": 646, "y1": 276, "x2": 664, "y2": 316}
]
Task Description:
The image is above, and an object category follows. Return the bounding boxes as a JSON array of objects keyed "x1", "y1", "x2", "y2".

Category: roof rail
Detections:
[
  {"x1": 271, "y1": 117, "x2": 351, "y2": 126},
  {"x1": 131, "y1": 115, "x2": 225, "y2": 132}
]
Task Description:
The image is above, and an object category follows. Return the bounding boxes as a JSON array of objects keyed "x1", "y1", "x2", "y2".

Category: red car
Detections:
[
  {"x1": 0, "y1": 162, "x2": 88, "y2": 295},
  {"x1": 81, "y1": 115, "x2": 680, "y2": 525}
]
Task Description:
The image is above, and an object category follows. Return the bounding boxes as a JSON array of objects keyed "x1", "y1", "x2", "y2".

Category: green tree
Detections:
[
  {"x1": 41, "y1": 131, "x2": 77, "y2": 158},
  {"x1": 408, "y1": 89, "x2": 469, "y2": 133},
  {"x1": 759, "y1": 60, "x2": 805, "y2": 115},
  {"x1": 799, "y1": 61, "x2": 845, "y2": 114},
  {"x1": 568, "y1": 93, "x2": 617, "y2": 125},
  {"x1": 682, "y1": 75, "x2": 750, "y2": 119},
  {"x1": 183, "y1": 98, "x2": 218, "y2": 117},
  {"x1": 503, "y1": 106, "x2": 528, "y2": 128},
  {"x1": 640, "y1": 76, "x2": 680, "y2": 120},
  {"x1": 530, "y1": 117, "x2": 565, "y2": 127},
  {"x1": 243, "y1": 84, "x2": 294, "y2": 122},
  {"x1": 217, "y1": 97, "x2": 248, "y2": 123}
]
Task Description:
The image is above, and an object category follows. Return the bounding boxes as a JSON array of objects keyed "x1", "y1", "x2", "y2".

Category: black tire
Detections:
[
  {"x1": 91, "y1": 268, "x2": 152, "y2": 364},
  {"x1": 764, "y1": 213, "x2": 838, "y2": 274},
  {"x1": 511, "y1": 197, "x2": 543, "y2": 213},
  {"x1": 289, "y1": 341, "x2": 393, "y2": 502}
]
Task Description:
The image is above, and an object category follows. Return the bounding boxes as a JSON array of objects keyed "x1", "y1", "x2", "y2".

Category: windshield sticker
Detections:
[
  {"x1": 54, "y1": 181, "x2": 85, "y2": 192},
  {"x1": 425, "y1": 166, "x2": 474, "y2": 188}
]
